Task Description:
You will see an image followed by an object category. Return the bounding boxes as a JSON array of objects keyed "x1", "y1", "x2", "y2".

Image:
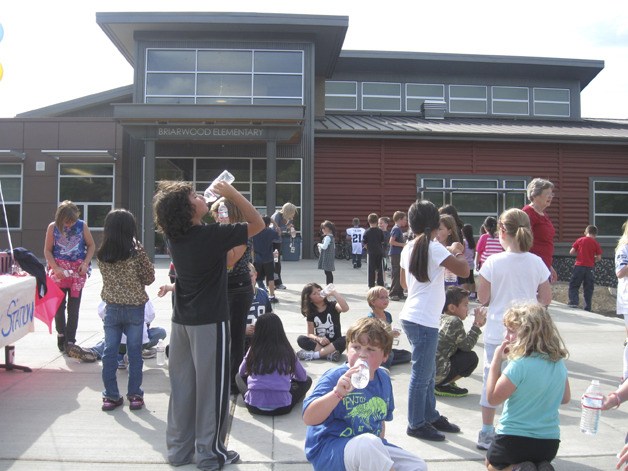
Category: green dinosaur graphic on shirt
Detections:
[{"x1": 338, "y1": 396, "x2": 388, "y2": 437}]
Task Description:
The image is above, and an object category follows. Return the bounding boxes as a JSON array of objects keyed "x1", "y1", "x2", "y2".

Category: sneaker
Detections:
[
  {"x1": 117, "y1": 356, "x2": 128, "y2": 369},
  {"x1": 390, "y1": 295, "x2": 401, "y2": 301},
  {"x1": 102, "y1": 396, "x2": 123, "y2": 411},
  {"x1": 431, "y1": 415, "x2": 460, "y2": 433},
  {"x1": 66, "y1": 344, "x2": 97, "y2": 363},
  {"x1": 142, "y1": 347, "x2": 157, "y2": 359},
  {"x1": 406, "y1": 423, "x2": 445, "y2": 442},
  {"x1": 128, "y1": 394, "x2": 144, "y2": 411},
  {"x1": 567, "y1": 303, "x2": 579, "y2": 308},
  {"x1": 296, "y1": 349, "x2": 316, "y2": 361},
  {"x1": 536, "y1": 461, "x2": 555, "y2": 471},
  {"x1": 512, "y1": 462, "x2": 537, "y2": 471},
  {"x1": 476, "y1": 429, "x2": 495, "y2": 450},
  {"x1": 276, "y1": 284, "x2": 287, "y2": 290},
  {"x1": 435, "y1": 383, "x2": 468, "y2": 397},
  {"x1": 269, "y1": 296, "x2": 279, "y2": 304},
  {"x1": 224, "y1": 450, "x2": 240, "y2": 465},
  {"x1": 326, "y1": 351, "x2": 340, "y2": 362}
]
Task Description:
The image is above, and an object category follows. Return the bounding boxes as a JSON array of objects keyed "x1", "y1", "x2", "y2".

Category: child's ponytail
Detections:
[
  {"x1": 499, "y1": 208, "x2": 533, "y2": 252},
  {"x1": 407, "y1": 200, "x2": 440, "y2": 282}
]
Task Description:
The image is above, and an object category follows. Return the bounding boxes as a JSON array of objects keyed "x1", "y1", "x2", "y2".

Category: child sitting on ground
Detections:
[
  {"x1": 303, "y1": 317, "x2": 426, "y2": 471},
  {"x1": 244, "y1": 263, "x2": 272, "y2": 351},
  {"x1": 485, "y1": 303, "x2": 570, "y2": 471},
  {"x1": 435, "y1": 286, "x2": 486, "y2": 397},
  {"x1": 236, "y1": 312, "x2": 311, "y2": 416},
  {"x1": 366, "y1": 286, "x2": 411, "y2": 368},
  {"x1": 296, "y1": 282, "x2": 349, "y2": 362}
]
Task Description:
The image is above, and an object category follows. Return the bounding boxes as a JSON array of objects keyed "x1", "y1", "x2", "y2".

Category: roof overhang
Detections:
[
  {"x1": 337, "y1": 51, "x2": 604, "y2": 90},
  {"x1": 96, "y1": 11, "x2": 348, "y2": 77}
]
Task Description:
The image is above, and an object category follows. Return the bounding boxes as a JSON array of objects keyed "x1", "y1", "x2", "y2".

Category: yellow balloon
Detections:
[{"x1": 0, "y1": 63, "x2": 3, "y2": 81}]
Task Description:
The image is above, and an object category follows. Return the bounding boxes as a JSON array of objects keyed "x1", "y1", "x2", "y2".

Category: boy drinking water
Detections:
[
  {"x1": 435, "y1": 286, "x2": 486, "y2": 397},
  {"x1": 303, "y1": 317, "x2": 426, "y2": 471}
]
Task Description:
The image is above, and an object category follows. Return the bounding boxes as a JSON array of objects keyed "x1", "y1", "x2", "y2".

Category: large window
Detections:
[
  {"x1": 325, "y1": 81, "x2": 358, "y2": 111},
  {"x1": 0, "y1": 164, "x2": 22, "y2": 229},
  {"x1": 59, "y1": 164, "x2": 114, "y2": 229},
  {"x1": 406, "y1": 84, "x2": 445, "y2": 112},
  {"x1": 419, "y1": 175, "x2": 527, "y2": 234},
  {"x1": 145, "y1": 48, "x2": 304, "y2": 105},
  {"x1": 533, "y1": 88, "x2": 570, "y2": 117},
  {"x1": 592, "y1": 179, "x2": 628, "y2": 238}
]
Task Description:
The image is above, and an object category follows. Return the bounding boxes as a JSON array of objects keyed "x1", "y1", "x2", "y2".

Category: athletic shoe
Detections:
[
  {"x1": 276, "y1": 284, "x2": 287, "y2": 290},
  {"x1": 512, "y1": 462, "x2": 537, "y2": 471},
  {"x1": 128, "y1": 394, "x2": 144, "y2": 411},
  {"x1": 431, "y1": 415, "x2": 460, "y2": 433},
  {"x1": 142, "y1": 347, "x2": 157, "y2": 359},
  {"x1": 296, "y1": 349, "x2": 316, "y2": 361},
  {"x1": 66, "y1": 344, "x2": 97, "y2": 363},
  {"x1": 326, "y1": 351, "x2": 340, "y2": 362},
  {"x1": 102, "y1": 396, "x2": 123, "y2": 411},
  {"x1": 224, "y1": 450, "x2": 240, "y2": 465},
  {"x1": 567, "y1": 303, "x2": 579, "y2": 308},
  {"x1": 435, "y1": 383, "x2": 468, "y2": 397},
  {"x1": 390, "y1": 295, "x2": 401, "y2": 301},
  {"x1": 406, "y1": 423, "x2": 445, "y2": 442},
  {"x1": 269, "y1": 296, "x2": 279, "y2": 304},
  {"x1": 117, "y1": 355, "x2": 128, "y2": 369},
  {"x1": 536, "y1": 461, "x2": 555, "y2": 471},
  {"x1": 476, "y1": 429, "x2": 495, "y2": 450}
]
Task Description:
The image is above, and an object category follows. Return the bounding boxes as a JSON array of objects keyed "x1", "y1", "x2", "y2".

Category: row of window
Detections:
[
  {"x1": 419, "y1": 176, "x2": 628, "y2": 238},
  {"x1": 144, "y1": 49, "x2": 304, "y2": 105},
  {"x1": 325, "y1": 81, "x2": 571, "y2": 117}
]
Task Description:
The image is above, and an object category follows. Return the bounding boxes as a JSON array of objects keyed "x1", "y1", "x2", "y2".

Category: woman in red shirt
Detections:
[{"x1": 522, "y1": 178, "x2": 557, "y2": 282}]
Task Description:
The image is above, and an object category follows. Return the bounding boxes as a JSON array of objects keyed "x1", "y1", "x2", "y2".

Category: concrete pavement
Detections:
[{"x1": 0, "y1": 258, "x2": 626, "y2": 470}]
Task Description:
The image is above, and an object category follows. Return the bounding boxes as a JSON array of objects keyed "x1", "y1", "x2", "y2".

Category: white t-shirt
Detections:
[
  {"x1": 399, "y1": 239, "x2": 451, "y2": 328},
  {"x1": 616, "y1": 244, "x2": 628, "y2": 315},
  {"x1": 346, "y1": 227, "x2": 365, "y2": 254},
  {"x1": 479, "y1": 251, "x2": 550, "y2": 345}
]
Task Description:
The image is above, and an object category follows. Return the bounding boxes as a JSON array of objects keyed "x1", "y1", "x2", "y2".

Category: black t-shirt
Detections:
[
  {"x1": 362, "y1": 227, "x2": 385, "y2": 256},
  {"x1": 307, "y1": 301, "x2": 342, "y2": 341},
  {"x1": 168, "y1": 222, "x2": 248, "y2": 325}
]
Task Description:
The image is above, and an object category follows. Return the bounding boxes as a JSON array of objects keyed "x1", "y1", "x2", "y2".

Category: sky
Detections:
[{"x1": 0, "y1": 0, "x2": 627, "y2": 119}]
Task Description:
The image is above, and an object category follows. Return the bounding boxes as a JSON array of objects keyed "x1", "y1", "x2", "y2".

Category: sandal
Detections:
[
  {"x1": 66, "y1": 344, "x2": 97, "y2": 363},
  {"x1": 128, "y1": 394, "x2": 144, "y2": 411}
]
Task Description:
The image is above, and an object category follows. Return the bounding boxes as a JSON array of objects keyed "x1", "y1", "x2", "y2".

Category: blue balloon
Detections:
[{"x1": 0, "y1": 23, "x2": 3, "y2": 43}]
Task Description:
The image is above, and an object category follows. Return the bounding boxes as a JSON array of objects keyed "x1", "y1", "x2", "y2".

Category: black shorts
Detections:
[
  {"x1": 458, "y1": 270, "x2": 475, "y2": 285},
  {"x1": 438, "y1": 349, "x2": 478, "y2": 385},
  {"x1": 255, "y1": 261, "x2": 275, "y2": 282},
  {"x1": 487, "y1": 434, "x2": 560, "y2": 469}
]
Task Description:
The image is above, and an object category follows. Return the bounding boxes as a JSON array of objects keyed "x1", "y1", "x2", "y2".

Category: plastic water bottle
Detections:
[
  {"x1": 204, "y1": 170, "x2": 235, "y2": 202},
  {"x1": 351, "y1": 359, "x2": 370, "y2": 389},
  {"x1": 580, "y1": 379, "x2": 603, "y2": 435},
  {"x1": 321, "y1": 283, "x2": 336, "y2": 297},
  {"x1": 218, "y1": 202, "x2": 229, "y2": 220},
  {"x1": 273, "y1": 249, "x2": 279, "y2": 263},
  {"x1": 156, "y1": 339, "x2": 166, "y2": 366}
]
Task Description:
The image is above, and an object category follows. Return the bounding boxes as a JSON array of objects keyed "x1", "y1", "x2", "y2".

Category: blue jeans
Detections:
[
  {"x1": 146, "y1": 326, "x2": 167, "y2": 348},
  {"x1": 402, "y1": 320, "x2": 440, "y2": 428},
  {"x1": 102, "y1": 303, "x2": 145, "y2": 399},
  {"x1": 568, "y1": 265, "x2": 594, "y2": 310}
]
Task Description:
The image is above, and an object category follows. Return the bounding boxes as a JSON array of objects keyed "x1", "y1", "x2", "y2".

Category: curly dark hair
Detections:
[{"x1": 153, "y1": 181, "x2": 196, "y2": 240}]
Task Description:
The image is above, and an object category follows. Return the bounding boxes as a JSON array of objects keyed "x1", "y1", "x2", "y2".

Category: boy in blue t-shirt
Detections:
[{"x1": 303, "y1": 317, "x2": 425, "y2": 471}]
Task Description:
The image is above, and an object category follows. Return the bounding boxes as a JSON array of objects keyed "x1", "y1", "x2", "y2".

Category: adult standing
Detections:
[
  {"x1": 389, "y1": 211, "x2": 408, "y2": 301},
  {"x1": 44, "y1": 200, "x2": 95, "y2": 356},
  {"x1": 271, "y1": 202, "x2": 297, "y2": 290},
  {"x1": 212, "y1": 197, "x2": 255, "y2": 394},
  {"x1": 522, "y1": 178, "x2": 557, "y2": 282}
]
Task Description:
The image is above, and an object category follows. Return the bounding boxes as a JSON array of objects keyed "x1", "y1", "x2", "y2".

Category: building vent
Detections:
[{"x1": 421, "y1": 100, "x2": 447, "y2": 120}]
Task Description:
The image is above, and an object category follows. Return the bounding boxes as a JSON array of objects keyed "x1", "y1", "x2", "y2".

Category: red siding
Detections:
[{"x1": 314, "y1": 138, "x2": 628, "y2": 243}]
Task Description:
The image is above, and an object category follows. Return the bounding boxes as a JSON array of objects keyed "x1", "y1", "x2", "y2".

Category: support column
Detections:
[
  {"x1": 143, "y1": 140, "x2": 156, "y2": 261},
  {"x1": 266, "y1": 140, "x2": 277, "y2": 215}
]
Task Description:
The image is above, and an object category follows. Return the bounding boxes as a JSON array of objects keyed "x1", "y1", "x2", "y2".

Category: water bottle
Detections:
[
  {"x1": 580, "y1": 379, "x2": 603, "y2": 435},
  {"x1": 218, "y1": 202, "x2": 229, "y2": 220},
  {"x1": 351, "y1": 359, "x2": 370, "y2": 389},
  {"x1": 204, "y1": 170, "x2": 235, "y2": 202},
  {"x1": 273, "y1": 249, "x2": 279, "y2": 263},
  {"x1": 320, "y1": 283, "x2": 336, "y2": 297},
  {"x1": 156, "y1": 339, "x2": 166, "y2": 366}
]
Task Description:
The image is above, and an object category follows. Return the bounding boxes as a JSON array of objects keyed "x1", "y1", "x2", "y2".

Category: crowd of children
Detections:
[{"x1": 60, "y1": 173, "x2": 628, "y2": 471}]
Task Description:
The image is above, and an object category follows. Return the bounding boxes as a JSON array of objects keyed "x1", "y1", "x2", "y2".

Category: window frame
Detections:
[
  {"x1": 361, "y1": 82, "x2": 402, "y2": 112},
  {"x1": 405, "y1": 83, "x2": 445, "y2": 112},
  {"x1": 591, "y1": 177, "x2": 628, "y2": 240},
  {"x1": 0, "y1": 163, "x2": 23, "y2": 230},
  {"x1": 491, "y1": 86, "x2": 530, "y2": 116},
  {"x1": 533, "y1": 87, "x2": 571, "y2": 118},
  {"x1": 58, "y1": 163, "x2": 115, "y2": 230},
  {"x1": 448, "y1": 85, "x2": 488, "y2": 115},
  {"x1": 325, "y1": 81, "x2": 358, "y2": 111}
]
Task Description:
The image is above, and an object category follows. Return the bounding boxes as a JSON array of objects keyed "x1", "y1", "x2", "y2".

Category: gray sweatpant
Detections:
[{"x1": 166, "y1": 321, "x2": 231, "y2": 469}]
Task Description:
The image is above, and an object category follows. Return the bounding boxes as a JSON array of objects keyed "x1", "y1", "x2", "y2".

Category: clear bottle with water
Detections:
[
  {"x1": 204, "y1": 170, "x2": 235, "y2": 202},
  {"x1": 351, "y1": 359, "x2": 370, "y2": 389},
  {"x1": 580, "y1": 379, "x2": 603, "y2": 435},
  {"x1": 218, "y1": 202, "x2": 229, "y2": 220},
  {"x1": 320, "y1": 283, "x2": 336, "y2": 297},
  {"x1": 156, "y1": 339, "x2": 166, "y2": 366}
]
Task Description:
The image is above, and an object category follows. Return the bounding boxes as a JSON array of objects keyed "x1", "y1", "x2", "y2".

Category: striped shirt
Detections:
[{"x1": 476, "y1": 233, "x2": 504, "y2": 267}]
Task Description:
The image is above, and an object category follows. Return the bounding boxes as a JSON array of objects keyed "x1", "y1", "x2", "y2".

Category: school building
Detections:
[{"x1": 0, "y1": 11, "x2": 627, "y2": 275}]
